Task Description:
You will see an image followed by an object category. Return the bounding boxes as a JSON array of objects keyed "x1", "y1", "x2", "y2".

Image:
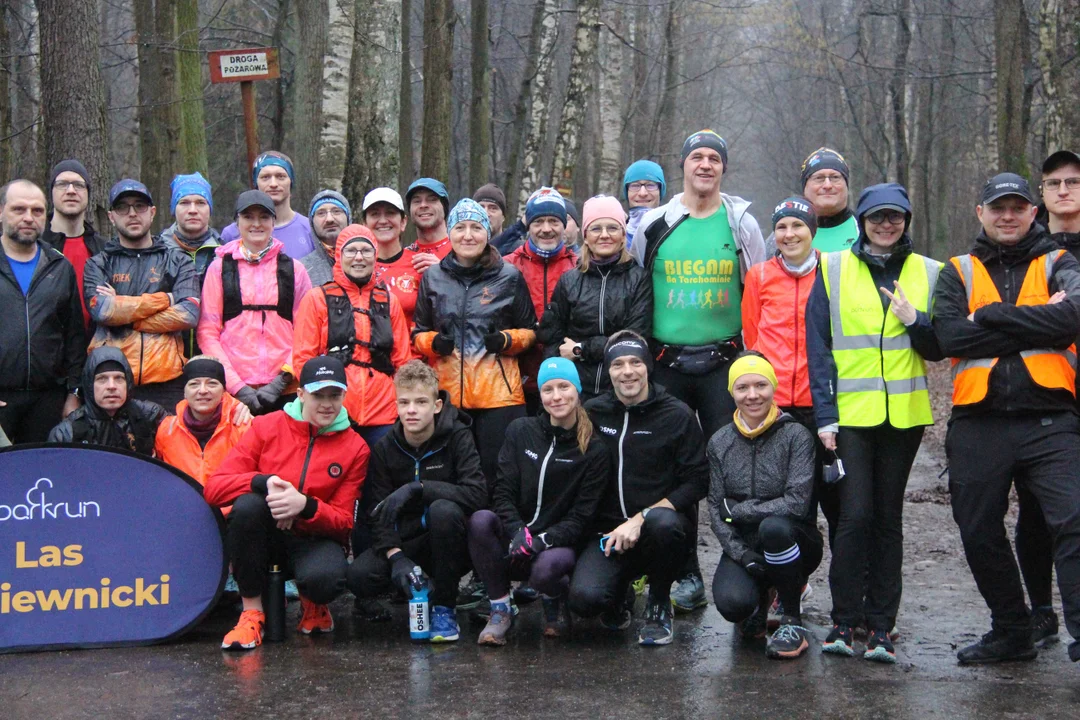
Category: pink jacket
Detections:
[{"x1": 197, "y1": 239, "x2": 312, "y2": 394}]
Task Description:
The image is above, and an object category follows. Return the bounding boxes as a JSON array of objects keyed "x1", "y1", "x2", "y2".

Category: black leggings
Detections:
[
  {"x1": 227, "y1": 493, "x2": 348, "y2": 605},
  {"x1": 469, "y1": 405, "x2": 527, "y2": 496},
  {"x1": 829, "y1": 424, "x2": 923, "y2": 630},
  {"x1": 782, "y1": 405, "x2": 836, "y2": 545},
  {"x1": 712, "y1": 516, "x2": 823, "y2": 623}
]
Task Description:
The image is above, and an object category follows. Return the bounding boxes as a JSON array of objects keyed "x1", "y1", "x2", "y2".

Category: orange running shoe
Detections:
[
  {"x1": 297, "y1": 597, "x2": 334, "y2": 635},
  {"x1": 222, "y1": 609, "x2": 265, "y2": 651}
]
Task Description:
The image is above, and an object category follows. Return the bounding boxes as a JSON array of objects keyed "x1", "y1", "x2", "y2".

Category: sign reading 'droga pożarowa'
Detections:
[
  {"x1": 0, "y1": 445, "x2": 225, "y2": 653},
  {"x1": 208, "y1": 47, "x2": 281, "y2": 84}
]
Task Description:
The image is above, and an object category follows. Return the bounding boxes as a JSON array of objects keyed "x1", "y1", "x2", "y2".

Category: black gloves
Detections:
[
  {"x1": 234, "y1": 386, "x2": 262, "y2": 413},
  {"x1": 484, "y1": 330, "x2": 511, "y2": 354},
  {"x1": 741, "y1": 551, "x2": 767, "y2": 580},
  {"x1": 371, "y1": 482, "x2": 423, "y2": 525},
  {"x1": 508, "y1": 526, "x2": 548, "y2": 560},
  {"x1": 431, "y1": 330, "x2": 456, "y2": 356},
  {"x1": 388, "y1": 551, "x2": 417, "y2": 596},
  {"x1": 255, "y1": 372, "x2": 291, "y2": 407}
]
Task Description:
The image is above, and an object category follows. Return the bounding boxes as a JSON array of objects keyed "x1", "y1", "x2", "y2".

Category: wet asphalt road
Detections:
[{"x1": 4, "y1": 453, "x2": 1080, "y2": 719}]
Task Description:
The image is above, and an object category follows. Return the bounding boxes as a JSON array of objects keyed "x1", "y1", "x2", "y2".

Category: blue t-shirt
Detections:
[{"x1": 8, "y1": 247, "x2": 41, "y2": 295}]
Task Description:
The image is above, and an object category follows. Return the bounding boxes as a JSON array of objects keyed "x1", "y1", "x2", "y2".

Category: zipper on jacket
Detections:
[
  {"x1": 750, "y1": 441, "x2": 758, "y2": 497},
  {"x1": 617, "y1": 410, "x2": 630, "y2": 518},
  {"x1": 527, "y1": 436, "x2": 556, "y2": 526},
  {"x1": 792, "y1": 275, "x2": 800, "y2": 404},
  {"x1": 594, "y1": 269, "x2": 609, "y2": 395},
  {"x1": 458, "y1": 280, "x2": 471, "y2": 406},
  {"x1": 297, "y1": 434, "x2": 317, "y2": 492}
]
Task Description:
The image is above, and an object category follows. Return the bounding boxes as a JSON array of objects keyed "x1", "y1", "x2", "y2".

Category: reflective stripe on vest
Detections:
[
  {"x1": 821, "y1": 250, "x2": 939, "y2": 429},
  {"x1": 949, "y1": 251, "x2": 1076, "y2": 405}
]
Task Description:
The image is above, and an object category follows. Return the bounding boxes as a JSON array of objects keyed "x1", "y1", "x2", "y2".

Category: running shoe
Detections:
[
  {"x1": 957, "y1": 629, "x2": 1037, "y2": 664},
  {"x1": 297, "y1": 597, "x2": 334, "y2": 635},
  {"x1": 352, "y1": 596, "x2": 392, "y2": 622},
  {"x1": 1031, "y1": 606, "x2": 1059, "y2": 647},
  {"x1": 631, "y1": 575, "x2": 648, "y2": 596},
  {"x1": 513, "y1": 585, "x2": 541, "y2": 604},
  {"x1": 222, "y1": 609, "x2": 265, "y2": 651},
  {"x1": 638, "y1": 600, "x2": 674, "y2": 645},
  {"x1": 542, "y1": 596, "x2": 571, "y2": 638},
  {"x1": 768, "y1": 583, "x2": 812, "y2": 631},
  {"x1": 671, "y1": 572, "x2": 708, "y2": 613},
  {"x1": 822, "y1": 624, "x2": 855, "y2": 656},
  {"x1": 429, "y1": 605, "x2": 460, "y2": 642},
  {"x1": 477, "y1": 601, "x2": 513, "y2": 646},
  {"x1": 456, "y1": 576, "x2": 486, "y2": 610},
  {"x1": 600, "y1": 585, "x2": 635, "y2": 631},
  {"x1": 864, "y1": 629, "x2": 897, "y2": 664},
  {"x1": 766, "y1": 619, "x2": 811, "y2": 659},
  {"x1": 473, "y1": 596, "x2": 519, "y2": 620}
]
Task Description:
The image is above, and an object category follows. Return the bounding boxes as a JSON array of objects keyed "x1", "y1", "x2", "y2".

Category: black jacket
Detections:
[
  {"x1": 493, "y1": 413, "x2": 611, "y2": 548},
  {"x1": 933, "y1": 225, "x2": 1080, "y2": 418},
  {"x1": 0, "y1": 240, "x2": 85, "y2": 393},
  {"x1": 41, "y1": 219, "x2": 108, "y2": 257},
  {"x1": 537, "y1": 259, "x2": 653, "y2": 396},
  {"x1": 806, "y1": 235, "x2": 943, "y2": 429},
  {"x1": 47, "y1": 347, "x2": 168, "y2": 454},
  {"x1": 493, "y1": 219, "x2": 527, "y2": 256},
  {"x1": 367, "y1": 392, "x2": 488, "y2": 553},
  {"x1": 707, "y1": 412, "x2": 816, "y2": 563},
  {"x1": 584, "y1": 384, "x2": 709, "y2": 532}
]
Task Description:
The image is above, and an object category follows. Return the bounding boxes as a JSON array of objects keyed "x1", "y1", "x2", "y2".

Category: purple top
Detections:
[{"x1": 220, "y1": 212, "x2": 315, "y2": 259}]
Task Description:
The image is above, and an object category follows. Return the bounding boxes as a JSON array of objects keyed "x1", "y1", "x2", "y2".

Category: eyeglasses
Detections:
[
  {"x1": 55, "y1": 180, "x2": 88, "y2": 191},
  {"x1": 1042, "y1": 178, "x2": 1080, "y2": 192},
  {"x1": 586, "y1": 224, "x2": 625, "y2": 238},
  {"x1": 342, "y1": 246, "x2": 375, "y2": 259},
  {"x1": 865, "y1": 210, "x2": 905, "y2": 225},
  {"x1": 112, "y1": 202, "x2": 151, "y2": 215},
  {"x1": 627, "y1": 182, "x2": 660, "y2": 193},
  {"x1": 807, "y1": 173, "x2": 845, "y2": 186},
  {"x1": 314, "y1": 206, "x2": 347, "y2": 219}
]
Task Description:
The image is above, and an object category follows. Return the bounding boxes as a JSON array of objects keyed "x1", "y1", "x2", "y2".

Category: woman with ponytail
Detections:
[{"x1": 467, "y1": 357, "x2": 611, "y2": 644}]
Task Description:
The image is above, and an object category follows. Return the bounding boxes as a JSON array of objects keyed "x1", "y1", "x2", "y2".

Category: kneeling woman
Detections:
[
  {"x1": 468, "y1": 358, "x2": 611, "y2": 644},
  {"x1": 708, "y1": 353, "x2": 823, "y2": 659}
]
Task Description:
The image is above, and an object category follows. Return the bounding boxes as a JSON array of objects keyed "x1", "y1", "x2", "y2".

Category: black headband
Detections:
[
  {"x1": 605, "y1": 337, "x2": 653, "y2": 372},
  {"x1": 183, "y1": 358, "x2": 226, "y2": 385}
]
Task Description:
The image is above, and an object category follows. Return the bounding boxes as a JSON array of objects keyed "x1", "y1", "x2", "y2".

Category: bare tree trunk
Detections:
[
  {"x1": 551, "y1": 0, "x2": 600, "y2": 195},
  {"x1": 505, "y1": 0, "x2": 550, "y2": 213},
  {"x1": 469, "y1": 0, "x2": 493, "y2": 190},
  {"x1": 342, "y1": 0, "x2": 402, "y2": 208},
  {"x1": 595, "y1": 6, "x2": 625, "y2": 196},
  {"x1": 420, "y1": 0, "x2": 455, "y2": 181},
  {"x1": 176, "y1": 0, "x2": 207, "y2": 176},
  {"x1": 1039, "y1": 0, "x2": 1080, "y2": 151},
  {"x1": 516, "y1": 0, "x2": 559, "y2": 211},
  {"x1": 629, "y1": 1, "x2": 649, "y2": 160},
  {"x1": 399, "y1": 0, "x2": 414, "y2": 189},
  {"x1": 889, "y1": 0, "x2": 912, "y2": 187},
  {"x1": 0, "y1": 4, "x2": 11, "y2": 182},
  {"x1": 654, "y1": 2, "x2": 680, "y2": 182},
  {"x1": 318, "y1": 0, "x2": 355, "y2": 191},
  {"x1": 995, "y1": 0, "x2": 1031, "y2": 173},
  {"x1": 35, "y1": 0, "x2": 111, "y2": 229},
  {"x1": 269, "y1": 0, "x2": 290, "y2": 153},
  {"x1": 134, "y1": 0, "x2": 180, "y2": 229},
  {"x1": 292, "y1": 0, "x2": 329, "y2": 205}
]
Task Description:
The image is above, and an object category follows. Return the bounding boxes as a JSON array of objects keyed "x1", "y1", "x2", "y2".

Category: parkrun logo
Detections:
[{"x1": 0, "y1": 479, "x2": 101, "y2": 522}]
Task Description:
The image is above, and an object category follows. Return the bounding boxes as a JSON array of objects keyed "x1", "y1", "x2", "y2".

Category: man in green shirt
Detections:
[
  {"x1": 765, "y1": 148, "x2": 858, "y2": 256},
  {"x1": 631, "y1": 129, "x2": 766, "y2": 613}
]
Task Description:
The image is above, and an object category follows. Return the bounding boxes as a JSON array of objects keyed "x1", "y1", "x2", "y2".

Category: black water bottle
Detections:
[{"x1": 264, "y1": 565, "x2": 286, "y2": 642}]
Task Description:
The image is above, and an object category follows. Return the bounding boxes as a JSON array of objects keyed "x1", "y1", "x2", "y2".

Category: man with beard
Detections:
[
  {"x1": 83, "y1": 179, "x2": 200, "y2": 409},
  {"x1": 0, "y1": 180, "x2": 86, "y2": 442},
  {"x1": 301, "y1": 190, "x2": 351, "y2": 287},
  {"x1": 405, "y1": 178, "x2": 451, "y2": 274}
]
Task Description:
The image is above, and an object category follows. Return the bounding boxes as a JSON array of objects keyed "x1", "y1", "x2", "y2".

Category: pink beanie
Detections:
[{"x1": 581, "y1": 195, "x2": 627, "y2": 234}]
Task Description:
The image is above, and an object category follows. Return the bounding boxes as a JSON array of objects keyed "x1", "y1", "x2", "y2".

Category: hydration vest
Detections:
[
  {"x1": 221, "y1": 253, "x2": 294, "y2": 325},
  {"x1": 322, "y1": 281, "x2": 395, "y2": 377}
]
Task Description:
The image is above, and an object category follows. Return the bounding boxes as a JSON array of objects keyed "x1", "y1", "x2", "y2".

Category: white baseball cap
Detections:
[{"x1": 362, "y1": 187, "x2": 405, "y2": 213}]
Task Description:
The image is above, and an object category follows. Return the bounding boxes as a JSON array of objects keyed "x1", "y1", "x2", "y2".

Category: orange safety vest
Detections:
[{"x1": 949, "y1": 251, "x2": 1077, "y2": 405}]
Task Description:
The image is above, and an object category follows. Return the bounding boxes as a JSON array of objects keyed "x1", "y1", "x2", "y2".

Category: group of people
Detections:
[{"x1": 3, "y1": 133, "x2": 1080, "y2": 668}]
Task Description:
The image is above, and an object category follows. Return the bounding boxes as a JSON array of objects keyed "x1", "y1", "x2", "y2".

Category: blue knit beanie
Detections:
[
  {"x1": 170, "y1": 172, "x2": 213, "y2": 215},
  {"x1": 537, "y1": 357, "x2": 582, "y2": 393},
  {"x1": 447, "y1": 198, "x2": 491, "y2": 238},
  {"x1": 525, "y1": 187, "x2": 567, "y2": 226},
  {"x1": 622, "y1": 160, "x2": 666, "y2": 200}
]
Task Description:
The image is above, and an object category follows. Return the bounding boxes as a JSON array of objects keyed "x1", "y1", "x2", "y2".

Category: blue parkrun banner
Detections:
[{"x1": 0, "y1": 445, "x2": 226, "y2": 653}]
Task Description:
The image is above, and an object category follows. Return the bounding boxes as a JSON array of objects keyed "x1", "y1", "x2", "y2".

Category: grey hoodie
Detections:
[{"x1": 629, "y1": 191, "x2": 766, "y2": 281}]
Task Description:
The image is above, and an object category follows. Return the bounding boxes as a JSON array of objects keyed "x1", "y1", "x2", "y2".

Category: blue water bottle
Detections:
[{"x1": 408, "y1": 566, "x2": 430, "y2": 641}]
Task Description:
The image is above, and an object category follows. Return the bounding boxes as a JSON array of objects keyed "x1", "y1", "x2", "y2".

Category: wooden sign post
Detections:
[{"x1": 208, "y1": 48, "x2": 281, "y2": 184}]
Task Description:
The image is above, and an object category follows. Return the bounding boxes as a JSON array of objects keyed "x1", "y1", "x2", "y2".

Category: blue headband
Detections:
[{"x1": 252, "y1": 153, "x2": 295, "y2": 185}]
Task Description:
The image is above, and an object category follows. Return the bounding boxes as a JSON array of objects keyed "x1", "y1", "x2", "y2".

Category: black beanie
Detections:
[
  {"x1": 771, "y1": 196, "x2": 818, "y2": 237},
  {"x1": 800, "y1": 148, "x2": 849, "y2": 188},
  {"x1": 49, "y1": 159, "x2": 91, "y2": 194},
  {"x1": 680, "y1": 131, "x2": 728, "y2": 170},
  {"x1": 94, "y1": 360, "x2": 126, "y2": 376}
]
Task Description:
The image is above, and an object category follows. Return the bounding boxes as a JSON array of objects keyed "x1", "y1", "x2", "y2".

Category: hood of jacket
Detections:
[
  {"x1": 851, "y1": 183, "x2": 915, "y2": 270},
  {"x1": 389, "y1": 390, "x2": 472, "y2": 453},
  {"x1": 283, "y1": 396, "x2": 352, "y2": 434},
  {"x1": 163, "y1": 223, "x2": 222, "y2": 253},
  {"x1": 215, "y1": 237, "x2": 286, "y2": 262},
  {"x1": 332, "y1": 226, "x2": 378, "y2": 300},
  {"x1": 80, "y1": 346, "x2": 135, "y2": 421},
  {"x1": 102, "y1": 234, "x2": 172, "y2": 258},
  {"x1": 971, "y1": 223, "x2": 1059, "y2": 268}
]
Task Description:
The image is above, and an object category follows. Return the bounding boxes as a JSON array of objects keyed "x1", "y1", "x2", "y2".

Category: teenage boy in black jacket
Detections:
[
  {"x1": 346, "y1": 360, "x2": 487, "y2": 643},
  {"x1": 569, "y1": 330, "x2": 709, "y2": 646}
]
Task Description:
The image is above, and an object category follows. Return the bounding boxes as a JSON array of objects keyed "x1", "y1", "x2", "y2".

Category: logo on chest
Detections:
[
  {"x1": 599, "y1": 426, "x2": 618, "y2": 436},
  {"x1": 524, "y1": 449, "x2": 538, "y2": 460},
  {"x1": 328, "y1": 463, "x2": 343, "y2": 478}
]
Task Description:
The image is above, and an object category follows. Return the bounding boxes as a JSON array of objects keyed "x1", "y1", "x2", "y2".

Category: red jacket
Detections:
[
  {"x1": 204, "y1": 405, "x2": 369, "y2": 545},
  {"x1": 741, "y1": 254, "x2": 817, "y2": 408}
]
